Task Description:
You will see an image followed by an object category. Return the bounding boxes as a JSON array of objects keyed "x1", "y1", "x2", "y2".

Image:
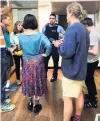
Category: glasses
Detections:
[{"x1": 49, "y1": 18, "x2": 55, "y2": 19}]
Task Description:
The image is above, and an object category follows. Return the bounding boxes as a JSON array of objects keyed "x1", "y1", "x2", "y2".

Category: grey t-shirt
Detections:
[{"x1": 88, "y1": 29, "x2": 100, "y2": 63}]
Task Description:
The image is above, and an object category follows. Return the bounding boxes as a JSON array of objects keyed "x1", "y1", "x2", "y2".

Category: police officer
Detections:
[{"x1": 42, "y1": 13, "x2": 65, "y2": 82}]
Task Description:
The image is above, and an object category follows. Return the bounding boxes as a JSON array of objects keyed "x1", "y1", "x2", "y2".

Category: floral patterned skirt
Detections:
[{"x1": 22, "y1": 57, "x2": 47, "y2": 97}]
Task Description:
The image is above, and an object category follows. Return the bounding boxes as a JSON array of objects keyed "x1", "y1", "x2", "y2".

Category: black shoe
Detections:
[
  {"x1": 33, "y1": 104, "x2": 42, "y2": 115},
  {"x1": 28, "y1": 102, "x2": 33, "y2": 112},
  {"x1": 50, "y1": 77, "x2": 57, "y2": 82},
  {"x1": 84, "y1": 100, "x2": 98, "y2": 108}
]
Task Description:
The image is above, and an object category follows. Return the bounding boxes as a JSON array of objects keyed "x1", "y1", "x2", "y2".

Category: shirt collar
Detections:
[{"x1": 49, "y1": 23, "x2": 56, "y2": 27}]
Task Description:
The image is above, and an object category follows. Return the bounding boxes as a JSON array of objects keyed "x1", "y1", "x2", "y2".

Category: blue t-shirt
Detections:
[
  {"x1": 19, "y1": 32, "x2": 52, "y2": 58},
  {"x1": 2, "y1": 27, "x2": 11, "y2": 48},
  {"x1": 58, "y1": 23, "x2": 90, "y2": 81}
]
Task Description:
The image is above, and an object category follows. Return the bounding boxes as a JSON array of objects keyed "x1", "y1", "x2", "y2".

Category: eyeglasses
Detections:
[{"x1": 49, "y1": 18, "x2": 55, "y2": 19}]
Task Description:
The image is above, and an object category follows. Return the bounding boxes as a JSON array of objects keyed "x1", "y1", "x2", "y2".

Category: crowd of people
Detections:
[{"x1": 0, "y1": 1, "x2": 100, "y2": 121}]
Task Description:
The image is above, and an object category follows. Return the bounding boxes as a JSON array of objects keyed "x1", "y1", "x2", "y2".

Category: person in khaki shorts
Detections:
[{"x1": 53, "y1": 2, "x2": 89, "y2": 121}]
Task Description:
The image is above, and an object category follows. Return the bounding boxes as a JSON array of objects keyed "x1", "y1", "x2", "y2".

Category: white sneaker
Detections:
[
  {"x1": 1, "y1": 104, "x2": 15, "y2": 112},
  {"x1": 4, "y1": 87, "x2": 10, "y2": 91},
  {"x1": 4, "y1": 99, "x2": 11, "y2": 104}
]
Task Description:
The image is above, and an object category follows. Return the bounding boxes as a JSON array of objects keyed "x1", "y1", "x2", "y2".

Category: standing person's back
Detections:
[
  {"x1": 61, "y1": 23, "x2": 89, "y2": 80},
  {"x1": 19, "y1": 32, "x2": 51, "y2": 58},
  {"x1": 53, "y1": 2, "x2": 89, "y2": 121},
  {"x1": 19, "y1": 14, "x2": 51, "y2": 115}
]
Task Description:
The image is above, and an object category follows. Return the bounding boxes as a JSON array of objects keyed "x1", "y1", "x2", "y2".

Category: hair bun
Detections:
[
  {"x1": 79, "y1": 10, "x2": 87, "y2": 21},
  {"x1": 82, "y1": 10, "x2": 87, "y2": 18}
]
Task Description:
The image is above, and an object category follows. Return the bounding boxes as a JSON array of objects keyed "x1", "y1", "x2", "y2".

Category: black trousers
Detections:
[
  {"x1": 85, "y1": 61, "x2": 99, "y2": 99},
  {"x1": 13, "y1": 55, "x2": 23, "y2": 80},
  {"x1": 1, "y1": 56, "x2": 7, "y2": 103},
  {"x1": 44, "y1": 46, "x2": 59, "y2": 78}
]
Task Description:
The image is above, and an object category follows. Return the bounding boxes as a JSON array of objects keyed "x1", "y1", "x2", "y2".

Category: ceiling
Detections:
[
  {"x1": 11, "y1": 0, "x2": 38, "y2": 7},
  {"x1": 11, "y1": 0, "x2": 100, "y2": 14},
  {"x1": 52, "y1": 1, "x2": 100, "y2": 14}
]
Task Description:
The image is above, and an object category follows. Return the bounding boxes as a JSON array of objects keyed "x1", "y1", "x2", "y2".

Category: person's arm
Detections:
[
  {"x1": 57, "y1": 30, "x2": 76, "y2": 58},
  {"x1": 58, "y1": 25, "x2": 65, "y2": 35},
  {"x1": 41, "y1": 34, "x2": 52, "y2": 57},
  {"x1": 10, "y1": 32, "x2": 14, "y2": 44},
  {"x1": 42, "y1": 25, "x2": 46, "y2": 34},
  {"x1": 2, "y1": 29, "x2": 16, "y2": 53},
  {"x1": 10, "y1": 32, "x2": 17, "y2": 48},
  {"x1": 88, "y1": 45, "x2": 98, "y2": 56},
  {"x1": 18, "y1": 35, "x2": 22, "y2": 49},
  {"x1": 88, "y1": 35, "x2": 99, "y2": 56}
]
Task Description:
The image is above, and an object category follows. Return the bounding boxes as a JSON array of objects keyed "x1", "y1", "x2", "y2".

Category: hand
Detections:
[
  {"x1": 8, "y1": 48, "x2": 15, "y2": 53},
  {"x1": 53, "y1": 40, "x2": 63, "y2": 47},
  {"x1": 41, "y1": 53, "x2": 47, "y2": 57},
  {"x1": 17, "y1": 44, "x2": 21, "y2": 50}
]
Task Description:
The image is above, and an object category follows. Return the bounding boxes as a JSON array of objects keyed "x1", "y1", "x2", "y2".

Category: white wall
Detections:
[
  {"x1": 95, "y1": 11, "x2": 100, "y2": 28},
  {"x1": 12, "y1": 9, "x2": 38, "y2": 25},
  {"x1": 38, "y1": 0, "x2": 54, "y2": 67},
  {"x1": 38, "y1": 0, "x2": 51, "y2": 32},
  {"x1": 95, "y1": 11, "x2": 100, "y2": 67}
]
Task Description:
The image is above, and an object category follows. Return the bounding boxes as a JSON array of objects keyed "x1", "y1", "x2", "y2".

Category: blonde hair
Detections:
[{"x1": 67, "y1": 2, "x2": 87, "y2": 21}]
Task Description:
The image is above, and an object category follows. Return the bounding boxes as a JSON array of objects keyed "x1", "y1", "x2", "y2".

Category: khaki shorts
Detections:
[{"x1": 62, "y1": 76, "x2": 84, "y2": 98}]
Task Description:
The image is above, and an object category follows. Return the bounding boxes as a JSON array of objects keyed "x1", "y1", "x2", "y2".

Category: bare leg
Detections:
[
  {"x1": 6, "y1": 69, "x2": 11, "y2": 87},
  {"x1": 75, "y1": 91, "x2": 84, "y2": 116},
  {"x1": 33, "y1": 96, "x2": 42, "y2": 114},
  {"x1": 63, "y1": 97, "x2": 73, "y2": 121},
  {"x1": 33, "y1": 96, "x2": 40, "y2": 105}
]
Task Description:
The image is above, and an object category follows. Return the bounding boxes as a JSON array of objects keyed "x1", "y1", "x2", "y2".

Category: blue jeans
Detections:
[{"x1": 1, "y1": 56, "x2": 7, "y2": 103}]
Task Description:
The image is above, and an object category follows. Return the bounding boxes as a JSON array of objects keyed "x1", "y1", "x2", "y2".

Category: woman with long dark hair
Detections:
[{"x1": 10, "y1": 21, "x2": 23, "y2": 85}]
